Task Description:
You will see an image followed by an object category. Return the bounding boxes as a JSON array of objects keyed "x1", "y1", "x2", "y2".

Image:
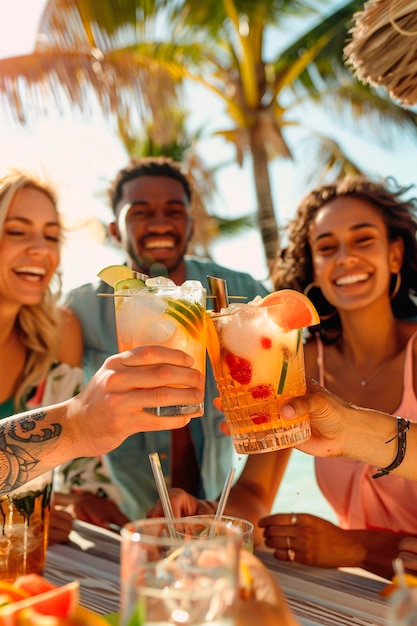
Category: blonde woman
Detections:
[{"x1": 0, "y1": 167, "x2": 83, "y2": 543}]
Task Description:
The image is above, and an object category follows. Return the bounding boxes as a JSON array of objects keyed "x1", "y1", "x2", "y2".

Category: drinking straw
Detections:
[
  {"x1": 393, "y1": 557, "x2": 407, "y2": 590},
  {"x1": 148, "y1": 452, "x2": 176, "y2": 538},
  {"x1": 206, "y1": 467, "x2": 236, "y2": 538},
  {"x1": 207, "y1": 275, "x2": 229, "y2": 312},
  {"x1": 215, "y1": 467, "x2": 236, "y2": 521}
]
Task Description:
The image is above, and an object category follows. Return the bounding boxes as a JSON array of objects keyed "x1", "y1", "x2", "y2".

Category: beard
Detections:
[{"x1": 127, "y1": 243, "x2": 186, "y2": 281}]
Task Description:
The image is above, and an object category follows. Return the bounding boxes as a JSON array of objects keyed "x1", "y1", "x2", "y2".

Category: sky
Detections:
[{"x1": 2, "y1": 0, "x2": 417, "y2": 294}]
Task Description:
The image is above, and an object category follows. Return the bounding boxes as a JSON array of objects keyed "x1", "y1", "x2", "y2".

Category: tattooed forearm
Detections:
[
  {"x1": 0, "y1": 410, "x2": 62, "y2": 494},
  {"x1": 9, "y1": 411, "x2": 62, "y2": 442}
]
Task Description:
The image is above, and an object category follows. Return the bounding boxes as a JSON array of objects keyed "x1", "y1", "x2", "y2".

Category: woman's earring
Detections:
[
  {"x1": 303, "y1": 282, "x2": 318, "y2": 299},
  {"x1": 390, "y1": 272, "x2": 401, "y2": 300},
  {"x1": 303, "y1": 282, "x2": 336, "y2": 322}
]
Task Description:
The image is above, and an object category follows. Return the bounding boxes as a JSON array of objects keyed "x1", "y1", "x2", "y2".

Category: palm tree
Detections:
[{"x1": 1, "y1": 0, "x2": 417, "y2": 268}]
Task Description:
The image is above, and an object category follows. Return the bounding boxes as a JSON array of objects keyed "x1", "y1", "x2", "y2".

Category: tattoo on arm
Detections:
[{"x1": 0, "y1": 410, "x2": 62, "y2": 494}]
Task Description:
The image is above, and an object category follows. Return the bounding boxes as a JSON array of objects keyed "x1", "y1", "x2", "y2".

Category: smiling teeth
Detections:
[
  {"x1": 336, "y1": 273, "x2": 369, "y2": 286},
  {"x1": 146, "y1": 240, "x2": 174, "y2": 249},
  {"x1": 15, "y1": 266, "x2": 46, "y2": 276}
]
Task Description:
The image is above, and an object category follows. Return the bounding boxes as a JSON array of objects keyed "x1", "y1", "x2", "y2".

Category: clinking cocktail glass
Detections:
[
  {"x1": 206, "y1": 288, "x2": 319, "y2": 454},
  {"x1": 114, "y1": 276, "x2": 206, "y2": 416}
]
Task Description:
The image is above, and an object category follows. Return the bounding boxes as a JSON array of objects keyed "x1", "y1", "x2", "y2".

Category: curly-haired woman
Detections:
[
  {"x1": 259, "y1": 175, "x2": 417, "y2": 578},
  {"x1": 157, "y1": 175, "x2": 417, "y2": 579}
]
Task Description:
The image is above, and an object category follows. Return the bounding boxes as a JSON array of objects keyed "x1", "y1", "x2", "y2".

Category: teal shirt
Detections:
[
  {"x1": 0, "y1": 398, "x2": 15, "y2": 419},
  {"x1": 65, "y1": 257, "x2": 269, "y2": 519}
]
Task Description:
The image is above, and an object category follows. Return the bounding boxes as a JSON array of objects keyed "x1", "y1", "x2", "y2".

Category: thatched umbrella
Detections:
[{"x1": 344, "y1": 0, "x2": 417, "y2": 106}]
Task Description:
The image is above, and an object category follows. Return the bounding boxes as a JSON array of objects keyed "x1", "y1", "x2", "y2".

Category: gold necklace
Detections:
[{"x1": 351, "y1": 360, "x2": 387, "y2": 387}]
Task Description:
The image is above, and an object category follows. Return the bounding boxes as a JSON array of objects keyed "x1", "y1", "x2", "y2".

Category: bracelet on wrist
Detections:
[{"x1": 372, "y1": 416, "x2": 410, "y2": 479}]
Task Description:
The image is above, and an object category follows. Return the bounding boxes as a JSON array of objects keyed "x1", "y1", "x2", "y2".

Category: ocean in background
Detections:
[{"x1": 270, "y1": 450, "x2": 338, "y2": 523}]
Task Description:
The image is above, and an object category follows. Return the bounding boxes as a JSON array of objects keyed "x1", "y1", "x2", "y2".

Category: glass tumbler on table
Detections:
[
  {"x1": 114, "y1": 278, "x2": 206, "y2": 416},
  {"x1": 0, "y1": 470, "x2": 53, "y2": 581},
  {"x1": 186, "y1": 515, "x2": 254, "y2": 554},
  {"x1": 120, "y1": 516, "x2": 242, "y2": 626}
]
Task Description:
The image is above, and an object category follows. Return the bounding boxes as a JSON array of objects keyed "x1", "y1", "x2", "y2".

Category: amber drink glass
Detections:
[
  {"x1": 207, "y1": 303, "x2": 310, "y2": 454},
  {"x1": 0, "y1": 471, "x2": 52, "y2": 581}
]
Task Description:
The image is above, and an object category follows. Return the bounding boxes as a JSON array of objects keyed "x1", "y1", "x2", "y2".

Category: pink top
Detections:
[{"x1": 315, "y1": 331, "x2": 417, "y2": 532}]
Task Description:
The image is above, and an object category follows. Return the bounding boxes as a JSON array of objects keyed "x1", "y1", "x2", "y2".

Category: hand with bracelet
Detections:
[
  {"x1": 259, "y1": 382, "x2": 417, "y2": 578},
  {"x1": 281, "y1": 381, "x2": 415, "y2": 481}
]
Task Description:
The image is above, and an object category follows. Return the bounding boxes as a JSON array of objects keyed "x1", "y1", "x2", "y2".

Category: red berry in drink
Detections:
[
  {"x1": 260, "y1": 336, "x2": 272, "y2": 350},
  {"x1": 249, "y1": 384, "x2": 273, "y2": 399},
  {"x1": 251, "y1": 413, "x2": 269, "y2": 425},
  {"x1": 225, "y1": 352, "x2": 252, "y2": 385}
]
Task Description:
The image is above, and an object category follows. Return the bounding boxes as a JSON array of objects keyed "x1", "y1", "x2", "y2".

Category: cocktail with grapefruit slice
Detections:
[
  {"x1": 206, "y1": 289, "x2": 319, "y2": 454},
  {"x1": 101, "y1": 266, "x2": 207, "y2": 417}
]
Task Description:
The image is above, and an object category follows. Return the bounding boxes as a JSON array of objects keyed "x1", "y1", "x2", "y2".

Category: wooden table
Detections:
[{"x1": 45, "y1": 520, "x2": 389, "y2": 625}]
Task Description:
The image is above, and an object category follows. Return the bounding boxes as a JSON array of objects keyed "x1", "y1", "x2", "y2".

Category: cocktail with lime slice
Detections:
[
  {"x1": 206, "y1": 289, "x2": 319, "y2": 454},
  {"x1": 113, "y1": 275, "x2": 206, "y2": 416}
]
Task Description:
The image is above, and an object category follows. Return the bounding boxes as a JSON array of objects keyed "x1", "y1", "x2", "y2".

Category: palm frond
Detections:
[
  {"x1": 216, "y1": 214, "x2": 257, "y2": 236},
  {"x1": 38, "y1": 0, "x2": 171, "y2": 47},
  {"x1": 297, "y1": 133, "x2": 365, "y2": 188},
  {"x1": 272, "y1": 1, "x2": 364, "y2": 95},
  {"x1": 169, "y1": 0, "x2": 321, "y2": 37},
  {"x1": 0, "y1": 49, "x2": 180, "y2": 131},
  {"x1": 312, "y1": 78, "x2": 417, "y2": 142}
]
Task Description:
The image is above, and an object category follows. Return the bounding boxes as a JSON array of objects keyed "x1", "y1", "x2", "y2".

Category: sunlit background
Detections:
[
  {"x1": 2, "y1": 0, "x2": 417, "y2": 296},
  {"x1": 1, "y1": 0, "x2": 417, "y2": 519}
]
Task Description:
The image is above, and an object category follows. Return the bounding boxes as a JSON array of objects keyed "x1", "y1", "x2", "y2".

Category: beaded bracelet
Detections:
[{"x1": 372, "y1": 417, "x2": 410, "y2": 479}]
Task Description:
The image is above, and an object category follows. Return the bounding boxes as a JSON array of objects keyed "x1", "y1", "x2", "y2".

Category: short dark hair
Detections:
[{"x1": 108, "y1": 156, "x2": 192, "y2": 215}]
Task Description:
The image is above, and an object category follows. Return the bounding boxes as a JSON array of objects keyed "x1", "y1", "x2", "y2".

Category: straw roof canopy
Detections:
[{"x1": 344, "y1": 0, "x2": 417, "y2": 106}]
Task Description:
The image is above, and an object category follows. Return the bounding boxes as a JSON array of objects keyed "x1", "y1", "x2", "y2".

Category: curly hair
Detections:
[
  {"x1": 272, "y1": 175, "x2": 417, "y2": 340},
  {"x1": 0, "y1": 168, "x2": 63, "y2": 410},
  {"x1": 107, "y1": 156, "x2": 192, "y2": 215}
]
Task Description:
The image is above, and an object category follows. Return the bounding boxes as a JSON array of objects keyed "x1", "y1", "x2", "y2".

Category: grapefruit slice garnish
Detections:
[{"x1": 259, "y1": 289, "x2": 320, "y2": 329}]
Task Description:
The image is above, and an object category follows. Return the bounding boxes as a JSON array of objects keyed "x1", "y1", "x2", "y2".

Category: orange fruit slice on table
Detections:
[
  {"x1": 13, "y1": 575, "x2": 56, "y2": 597},
  {"x1": 259, "y1": 289, "x2": 320, "y2": 330},
  {"x1": 0, "y1": 582, "x2": 30, "y2": 608},
  {"x1": 15, "y1": 605, "x2": 110, "y2": 625},
  {"x1": 0, "y1": 580, "x2": 79, "y2": 624}
]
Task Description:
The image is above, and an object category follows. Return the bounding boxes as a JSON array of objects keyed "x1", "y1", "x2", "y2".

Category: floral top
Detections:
[{"x1": 0, "y1": 362, "x2": 83, "y2": 419}]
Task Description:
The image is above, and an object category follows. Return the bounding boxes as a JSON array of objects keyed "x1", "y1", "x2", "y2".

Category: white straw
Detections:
[
  {"x1": 215, "y1": 467, "x2": 236, "y2": 521},
  {"x1": 148, "y1": 452, "x2": 176, "y2": 538},
  {"x1": 393, "y1": 557, "x2": 408, "y2": 590}
]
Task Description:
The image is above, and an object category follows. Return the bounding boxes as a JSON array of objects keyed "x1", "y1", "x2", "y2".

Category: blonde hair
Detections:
[{"x1": 0, "y1": 169, "x2": 63, "y2": 410}]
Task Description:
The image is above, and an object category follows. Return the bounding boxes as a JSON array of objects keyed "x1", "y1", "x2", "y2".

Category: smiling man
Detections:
[
  {"x1": 61, "y1": 157, "x2": 270, "y2": 528},
  {"x1": 109, "y1": 159, "x2": 194, "y2": 285}
]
